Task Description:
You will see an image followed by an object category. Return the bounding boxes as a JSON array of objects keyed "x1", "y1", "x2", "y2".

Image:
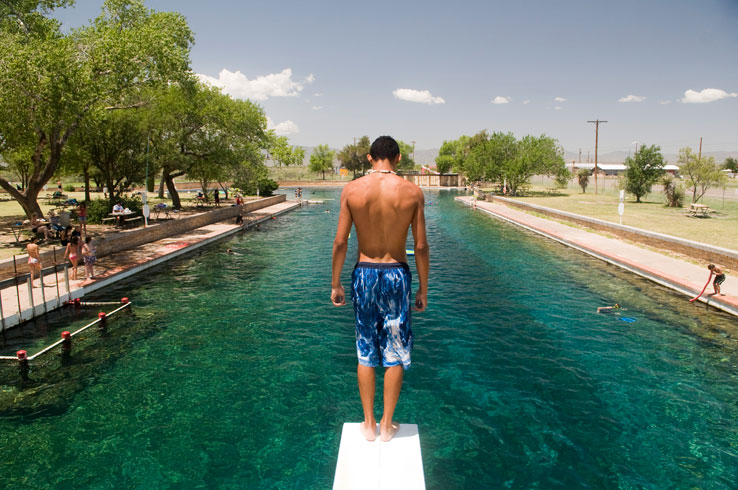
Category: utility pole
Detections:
[
  {"x1": 578, "y1": 148, "x2": 582, "y2": 164},
  {"x1": 588, "y1": 151, "x2": 590, "y2": 163},
  {"x1": 411, "y1": 140, "x2": 416, "y2": 163},
  {"x1": 587, "y1": 119, "x2": 608, "y2": 194},
  {"x1": 698, "y1": 137, "x2": 702, "y2": 160}
]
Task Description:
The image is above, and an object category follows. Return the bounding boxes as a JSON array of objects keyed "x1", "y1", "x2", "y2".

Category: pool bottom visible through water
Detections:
[{"x1": 1, "y1": 188, "x2": 737, "y2": 489}]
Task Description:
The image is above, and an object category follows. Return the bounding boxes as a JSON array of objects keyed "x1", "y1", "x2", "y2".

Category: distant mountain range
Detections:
[{"x1": 285, "y1": 147, "x2": 737, "y2": 168}]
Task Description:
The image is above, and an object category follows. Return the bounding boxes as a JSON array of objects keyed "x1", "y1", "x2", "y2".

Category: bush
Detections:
[
  {"x1": 577, "y1": 168, "x2": 590, "y2": 193},
  {"x1": 661, "y1": 175, "x2": 684, "y2": 207},
  {"x1": 86, "y1": 196, "x2": 143, "y2": 224},
  {"x1": 63, "y1": 184, "x2": 76, "y2": 192}
]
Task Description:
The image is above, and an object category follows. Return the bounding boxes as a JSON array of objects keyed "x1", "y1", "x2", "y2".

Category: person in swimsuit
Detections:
[
  {"x1": 82, "y1": 236, "x2": 96, "y2": 279},
  {"x1": 77, "y1": 202, "x2": 87, "y2": 235},
  {"x1": 30, "y1": 213, "x2": 50, "y2": 240},
  {"x1": 332, "y1": 135, "x2": 429, "y2": 442},
  {"x1": 64, "y1": 235, "x2": 80, "y2": 280},
  {"x1": 597, "y1": 303, "x2": 621, "y2": 313},
  {"x1": 708, "y1": 264, "x2": 726, "y2": 296},
  {"x1": 26, "y1": 237, "x2": 42, "y2": 288}
]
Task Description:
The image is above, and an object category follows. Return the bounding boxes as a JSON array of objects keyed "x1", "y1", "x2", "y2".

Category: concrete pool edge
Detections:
[{"x1": 456, "y1": 196, "x2": 738, "y2": 317}]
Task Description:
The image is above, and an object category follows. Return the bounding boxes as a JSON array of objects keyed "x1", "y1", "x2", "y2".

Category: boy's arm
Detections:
[
  {"x1": 411, "y1": 189, "x2": 429, "y2": 312},
  {"x1": 331, "y1": 188, "x2": 353, "y2": 306}
]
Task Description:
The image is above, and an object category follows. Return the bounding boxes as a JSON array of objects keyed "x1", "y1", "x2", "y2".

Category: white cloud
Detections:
[
  {"x1": 313, "y1": 92, "x2": 323, "y2": 97},
  {"x1": 522, "y1": 100, "x2": 530, "y2": 105},
  {"x1": 491, "y1": 96, "x2": 511, "y2": 104},
  {"x1": 267, "y1": 117, "x2": 300, "y2": 136},
  {"x1": 392, "y1": 88, "x2": 445, "y2": 105},
  {"x1": 311, "y1": 106, "x2": 324, "y2": 111},
  {"x1": 196, "y1": 68, "x2": 314, "y2": 101},
  {"x1": 554, "y1": 106, "x2": 562, "y2": 110},
  {"x1": 619, "y1": 94, "x2": 646, "y2": 103},
  {"x1": 659, "y1": 100, "x2": 672, "y2": 105},
  {"x1": 554, "y1": 96, "x2": 567, "y2": 102},
  {"x1": 681, "y1": 88, "x2": 738, "y2": 103}
]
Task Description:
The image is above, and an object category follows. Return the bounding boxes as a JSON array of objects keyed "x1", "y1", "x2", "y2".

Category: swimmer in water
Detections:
[{"x1": 597, "y1": 303, "x2": 620, "y2": 313}]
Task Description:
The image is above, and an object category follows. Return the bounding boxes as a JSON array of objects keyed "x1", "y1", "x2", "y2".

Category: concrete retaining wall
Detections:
[
  {"x1": 0, "y1": 195, "x2": 285, "y2": 279},
  {"x1": 494, "y1": 195, "x2": 738, "y2": 270}
]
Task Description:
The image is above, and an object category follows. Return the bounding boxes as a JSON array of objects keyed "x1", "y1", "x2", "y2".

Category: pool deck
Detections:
[
  {"x1": 456, "y1": 196, "x2": 738, "y2": 317},
  {"x1": 0, "y1": 200, "x2": 300, "y2": 330}
]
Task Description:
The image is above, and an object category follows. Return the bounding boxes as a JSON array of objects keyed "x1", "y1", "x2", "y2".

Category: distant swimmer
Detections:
[
  {"x1": 707, "y1": 264, "x2": 726, "y2": 296},
  {"x1": 597, "y1": 303, "x2": 620, "y2": 313},
  {"x1": 324, "y1": 209, "x2": 331, "y2": 213}
]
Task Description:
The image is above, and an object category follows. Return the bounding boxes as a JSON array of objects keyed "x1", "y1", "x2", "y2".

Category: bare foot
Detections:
[
  {"x1": 380, "y1": 421, "x2": 400, "y2": 442},
  {"x1": 359, "y1": 420, "x2": 377, "y2": 441}
]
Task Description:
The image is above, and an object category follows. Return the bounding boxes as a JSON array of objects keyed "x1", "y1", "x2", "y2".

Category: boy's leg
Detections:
[
  {"x1": 380, "y1": 365, "x2": 403, "y2": 441},
  {"x1": 357, "y1": 364, "x2": 377, "y2": 440}
]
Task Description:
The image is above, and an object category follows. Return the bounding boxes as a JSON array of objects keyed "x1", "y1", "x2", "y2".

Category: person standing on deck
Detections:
[
  {"x1": 331, "y1": 135, "x2": 429, "y2": 442},
  {"x1": 26, "y1": 237, "x2": 42, "y2": 288}
]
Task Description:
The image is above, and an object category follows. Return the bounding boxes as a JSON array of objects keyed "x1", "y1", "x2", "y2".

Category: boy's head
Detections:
[
  {"x1": 369, "y1": 136, "x2": 401, "y2": 164},
  {"x1": 708, "y1": 264, "x2": 715, "y2": 271},
  {"x1": 85, "y1": 236, "x2": 92, "y2": 243}
]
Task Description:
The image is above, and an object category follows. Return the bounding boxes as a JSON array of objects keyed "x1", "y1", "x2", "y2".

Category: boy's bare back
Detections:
[{"x1": 342, "y1": 173, "x2": 424, "y2": 263}]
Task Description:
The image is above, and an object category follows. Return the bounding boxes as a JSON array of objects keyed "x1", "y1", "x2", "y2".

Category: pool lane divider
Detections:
[
  {"x1": 0, "y1": 299, "x2": 132, "y2": 364},
  {"x1": 333, "y1": 423, "x2": 425, "y2": 490},
  {"x1": 456, "y1": 196, "x2": 738, "y2": 317}
]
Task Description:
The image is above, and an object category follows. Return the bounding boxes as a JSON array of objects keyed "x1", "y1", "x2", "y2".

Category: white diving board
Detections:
[{"x1": 333, "y1": 423, "x2": 425, "y2": 490}]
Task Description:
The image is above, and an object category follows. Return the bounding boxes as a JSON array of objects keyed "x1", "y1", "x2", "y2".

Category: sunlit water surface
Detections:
[{"x1": 1, "y1": 188, "x2": 737, "y2": 489}]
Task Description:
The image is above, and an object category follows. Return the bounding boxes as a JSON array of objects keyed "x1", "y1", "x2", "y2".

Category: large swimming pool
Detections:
[{"x1": 1, "y1": 188, "x2": 737, "y2": 489}]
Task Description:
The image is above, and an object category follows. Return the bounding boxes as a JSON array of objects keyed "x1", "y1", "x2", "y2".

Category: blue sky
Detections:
[{"x1": 56, "y1": 0, "x2": 738, "y2": 155}]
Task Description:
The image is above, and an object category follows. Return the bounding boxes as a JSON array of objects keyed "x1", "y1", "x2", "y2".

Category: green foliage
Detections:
[
  {"x1": 63, "y1": 184, "x2": 76, "y2": 192},
  {"x1": 623, "y1": 144, "x2": 665, "y2": 202},
  {"x1": 308, "y1": 144, "x2": 335, "y2": 179},
  {"x1": 338, "y1": 136, "x2": 371, "y2": 177},
  {"x1": 0, "y1": 0, "x2": 194, "y2": 217},
  {"x1": 460, "y1": 131, "x2": 566, "y2": 195},
  {"x1": 678, "y1": 147, "x2": 727, "y2": 203},
  {"x1": 724, "y1": 157, "x2": 738, "y2": 173},
  {"x1": 86, "y1": 195, "x2": 142, "y2": 224},
  {"x1": 577, "y1": 168, "x2": 590, "y2": 193},
  {"x1": 435, "y1": 136, "x2": 470, "y2": 174},
  {"x1": 270, "y1": 136, "x2": 305, "y2": 167},
  {"x1": 397, "y1": 141, "x2": 416, "y2": 171},
  {"x1": 660, "y1": 175, "x2": 684, "y2": 208}
]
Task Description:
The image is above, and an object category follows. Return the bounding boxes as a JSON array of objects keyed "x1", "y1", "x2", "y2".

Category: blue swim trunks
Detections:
[{"x1": 351, "y1": 262, "x2": 413, "y2": 370}]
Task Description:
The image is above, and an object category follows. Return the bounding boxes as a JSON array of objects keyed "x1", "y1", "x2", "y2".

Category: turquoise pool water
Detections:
[{"x1": 1, "y1": 188, "x2": 737, "y2": 489}]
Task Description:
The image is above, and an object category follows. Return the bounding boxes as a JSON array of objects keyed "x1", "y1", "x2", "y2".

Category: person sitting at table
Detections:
[
  {"x1": 112, "y1": 202, "x2": 124, "y2": 225},
  {"x1": 30, "y1": 213, "x2": 50, "y2": 241},
  {"x1": 72, "y1": 225, "x2": 82, "y2": 240},
  {"x1": 47, "y1": 210, "x2": 64, "y2": 237}
]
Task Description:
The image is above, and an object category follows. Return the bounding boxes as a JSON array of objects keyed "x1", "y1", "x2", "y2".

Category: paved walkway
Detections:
[
  {"x1": 456, "y1": 196, "x2": 738, "y2": 317},
  {"x1": 0, "y1": 200, "x2": 299, "y2": 329}
]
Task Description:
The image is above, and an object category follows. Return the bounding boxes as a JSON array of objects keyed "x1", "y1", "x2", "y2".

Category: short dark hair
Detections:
[{"x1": 370, "y1": 136, "x2": 400, "y2": 161}]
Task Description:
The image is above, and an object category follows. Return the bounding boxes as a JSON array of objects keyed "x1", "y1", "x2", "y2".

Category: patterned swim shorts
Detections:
[{"x1": 351, "y1": 262, "x2": 413, "y2": 370}]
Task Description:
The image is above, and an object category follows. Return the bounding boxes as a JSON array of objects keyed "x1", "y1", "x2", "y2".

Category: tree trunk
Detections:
[
  {"x1": 163, "y1": 170, "x2": 182, "y2": 209},
  {"x1": 0, "y1": 179, "x2": 44, "y2": 218},
  {"x1": 83, "y1": 168, "x2": 91, "y2": 203},
  {"x1": 322, "y1": 170, "x2": 325, "y2": 180},
  {"x1": 158, "y1": 175, "x2": 166, "y2": 198}
]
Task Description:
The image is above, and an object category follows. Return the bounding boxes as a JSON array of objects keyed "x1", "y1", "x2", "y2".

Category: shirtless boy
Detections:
[
  {"x1": 26, "y1": 237, "x2": 42, "y2": 287},
  {"x1": 331, "y1": 136, "x2": 429, "y2": 442},
  {"x1": 708, "y1": 264, "x2": 726, "y2": 296}
]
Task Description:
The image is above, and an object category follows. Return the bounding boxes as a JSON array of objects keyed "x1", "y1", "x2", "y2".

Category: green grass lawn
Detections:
[{"x1": 495, "y1": 183, "x2": 738, "y2": 251}]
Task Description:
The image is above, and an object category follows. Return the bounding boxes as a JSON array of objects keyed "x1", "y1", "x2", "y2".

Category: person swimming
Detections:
[{"x1": 597, "y1": 303, "x2": 621, "y2": 313}]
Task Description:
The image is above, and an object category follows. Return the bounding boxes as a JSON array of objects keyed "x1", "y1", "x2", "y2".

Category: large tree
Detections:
[
  {"x1": 0, "y1": 0, "x2": 193, "y2": 217},
  {"x1": 724, "y1": 156, "x2": 738, "y2": 173},
  {"x1": 269, "y1": 136, "x2": 305, "y2": 167},
  {"x1": 338, "y1": 136, "x2": 371, "y2": 178},
  {"x1": 623, "y1": 144, "x2": 665, "y2": 202},
  {"x1": 308, "y1": 144, "x2": 335, "y2": 180},
  {"x1": 397, "y1": 140, "x2": 416, "y2": 171},
  {"x1": 148, "y1": 81, "x2": 268, "y2": 208},
  {"x1": 678, "y1": 147, "x2": 727, "y2": 203},
  {"x1": 435, "y1": 136, "x2": 470, "y2": 174}
]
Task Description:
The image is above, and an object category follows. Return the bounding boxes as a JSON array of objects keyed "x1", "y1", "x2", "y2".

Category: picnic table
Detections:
[
  {"x1": 688, "y1": 203, "x2": 710, "y2": 217},
  {"x1": 9, "y1": 222, "x2": 24, "y2": 245},
  {"x1": 104, "y1": 211, "x2": 143, "y2": 228}
]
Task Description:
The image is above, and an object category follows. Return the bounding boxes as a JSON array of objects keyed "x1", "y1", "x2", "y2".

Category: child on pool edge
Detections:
[{"x1": 707, "y1": 264, "x2": 726, "y2": 296}]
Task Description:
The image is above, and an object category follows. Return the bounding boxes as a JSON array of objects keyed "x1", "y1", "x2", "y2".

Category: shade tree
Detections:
[{"x1": 623, "y1": 144, "x2": 665, "y2": 202}]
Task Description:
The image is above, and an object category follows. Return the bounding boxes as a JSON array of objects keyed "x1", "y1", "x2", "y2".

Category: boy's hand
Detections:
[
  {"x1": 413, "y1": 289, "x2": 427, "y2": 312},
  {"x1": 331, "y1": 285, "x2": 346, "y2": 306}
]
